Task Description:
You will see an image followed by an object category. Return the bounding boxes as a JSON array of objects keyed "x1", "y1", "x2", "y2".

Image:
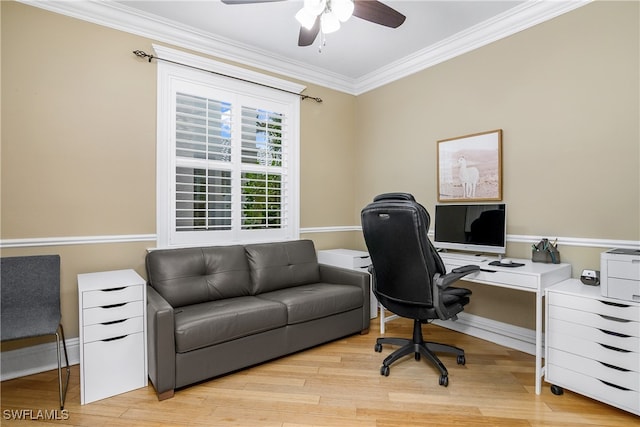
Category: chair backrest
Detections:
[
  {"x1": 0, "y1": 255, "x2": 61, "y2": 341},
  {"x1": 361, "y1": 193, "x2": 447, "y2": 311}
]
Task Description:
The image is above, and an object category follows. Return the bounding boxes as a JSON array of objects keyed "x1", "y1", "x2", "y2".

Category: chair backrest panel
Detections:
[
  {"x1": 1, "y1": 255, "x2": 61, "y2": 341},
  {"x1": 361, "y1": 195, "x2": 446, "y2": 308}
]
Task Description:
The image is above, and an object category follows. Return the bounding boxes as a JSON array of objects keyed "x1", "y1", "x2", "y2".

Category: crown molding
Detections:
[
  {"x1": 19, "y1": 1, "x2": 590, "y2": 95},
  {"x1": 354, "y1": 0, "x2": 592, "y2": 94}
]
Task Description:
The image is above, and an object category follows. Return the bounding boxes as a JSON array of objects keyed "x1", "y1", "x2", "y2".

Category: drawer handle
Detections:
[
  {"x1": 599, "y1": 343, "x2": 631, "y2": 353},
  {"x1": 101, "y1": 319, "x2": 126, "y2": 325},
  {"x1": 598, "y1": 379, "x2": 631, "y2": 391},
  {"x1": 599, "y1": 329, "x2": 631, "y2": 338},
  {"x1": 102, "y1": 303, "x2": 126, "y2": 309},
  {"x1": 600, "y1": 300, "x2": 631, "y2": 308},
  {"x1": 102, "y1": 335, "x2": 128, "y2": 342},
  {"x1": 599, "y1": 314, "x2": 630, "y2": 323},
  {"x1": 102, "y1": 287, "x2": 126, "y2": 292},
  {"x1": 599, "y1": 361, "x2": 630, "y2": 372}
]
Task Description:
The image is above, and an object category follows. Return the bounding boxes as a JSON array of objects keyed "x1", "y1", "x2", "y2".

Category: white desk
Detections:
[{"x1": 380, "y1": 253, "x2": 571, "y2": 395}]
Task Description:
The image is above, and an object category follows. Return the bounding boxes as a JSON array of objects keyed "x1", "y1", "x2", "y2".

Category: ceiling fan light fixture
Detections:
[
  {"x1": 295, "y1": 8, "x2": 317, "y2": 30},
  {"x1": 303, "y1": 0, "x2": 326, "y2": 16},
  {"x1": 332, "y1": 0, "x2": 354, "y2": 22},
  {"x1": 320, "y1": 10, "x2": 340, "y2": 34}
]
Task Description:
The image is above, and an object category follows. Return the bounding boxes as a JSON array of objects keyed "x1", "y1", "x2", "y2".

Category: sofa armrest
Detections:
[
  {"x1": 146, "y1": 285, "x2": 176, "y2": 399},
  {"x1": 318, "y1": 264, "x2": 371, "y2": 330}
]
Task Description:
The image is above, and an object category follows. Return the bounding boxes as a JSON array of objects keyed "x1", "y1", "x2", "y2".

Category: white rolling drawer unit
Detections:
[
  {"x1": 545, "y1": 279, "x2": 640, "y2": 416},
  {"x1": 78, "y1": 269, "x2": 147, "y2": 404}
]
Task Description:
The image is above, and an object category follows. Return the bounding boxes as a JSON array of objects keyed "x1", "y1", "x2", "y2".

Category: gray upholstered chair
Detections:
[{"x1": 1, "y1": 255, "x2": 70, "y2": 409}]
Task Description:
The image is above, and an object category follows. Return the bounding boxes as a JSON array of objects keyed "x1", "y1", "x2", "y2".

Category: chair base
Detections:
[{"x1": 374, "y1": 319, "x2": 465, "y2": 386}]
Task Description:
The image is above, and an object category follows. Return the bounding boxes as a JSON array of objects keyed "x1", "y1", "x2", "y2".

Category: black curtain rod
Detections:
[{"x1": 133, "y1": 50, "x2": 322, "y2": 103}]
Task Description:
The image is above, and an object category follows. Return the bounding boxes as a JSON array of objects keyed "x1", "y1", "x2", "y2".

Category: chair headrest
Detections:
[{"x1": 372, "y1": 193, "x2": 416, "y2": 202}]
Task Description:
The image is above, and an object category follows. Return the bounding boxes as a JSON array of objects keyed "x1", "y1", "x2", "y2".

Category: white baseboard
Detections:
[
  {"x1": 433, "y1": 312, "x2": 536, "y2": 356},
  {"x1": 1, "y1": 338, "x2": 80, "y2": 381}
]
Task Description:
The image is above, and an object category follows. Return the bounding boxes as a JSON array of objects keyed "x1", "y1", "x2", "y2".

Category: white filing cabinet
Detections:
[
  {"x1": 545, "y1": 279, "x2": 640, "y2": 416},
  {"x1": 317, "y1": 249, "x2": 377, "y2": 318},
  {"x1": 600, "y1": 248, "x2": 640, "y2": 302},
  {"x1": 78, "y1": 269, "x2": 147, "y2": 404}
]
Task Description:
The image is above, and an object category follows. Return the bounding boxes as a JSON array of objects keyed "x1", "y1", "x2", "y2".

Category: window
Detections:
[{"x1": 155, "y1": 46, "x2": 302, "y2": 247}]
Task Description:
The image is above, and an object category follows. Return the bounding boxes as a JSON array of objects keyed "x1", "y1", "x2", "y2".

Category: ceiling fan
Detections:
[{"x1": 221, "y1": 0, "x2": 406, "y2": 47}]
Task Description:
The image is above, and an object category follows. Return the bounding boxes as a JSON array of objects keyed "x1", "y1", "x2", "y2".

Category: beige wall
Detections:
[
  {"x1": 2, "y1": 0, "x2": 638, "y2": 346},
  {"x1": 354, "y1": 1, "x2": 639, "y2": 326}
]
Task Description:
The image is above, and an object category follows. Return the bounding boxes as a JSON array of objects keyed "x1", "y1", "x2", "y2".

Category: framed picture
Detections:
[{"x1": 437, "y1": 129, "x2": 502, "y2": 202}]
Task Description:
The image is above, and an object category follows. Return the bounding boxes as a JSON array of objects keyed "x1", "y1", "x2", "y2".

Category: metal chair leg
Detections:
[{"x1": 56, "y1": 324, "x2": 70, "y2": 410}]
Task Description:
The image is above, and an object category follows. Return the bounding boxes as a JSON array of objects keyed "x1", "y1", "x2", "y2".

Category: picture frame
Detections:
[{"x1": 437, "y1": 129, "x2": 503, "y2": 202}]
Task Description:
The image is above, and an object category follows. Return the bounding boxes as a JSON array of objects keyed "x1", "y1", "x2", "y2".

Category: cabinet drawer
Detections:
[
  {"x1": 457, "y1": 268, "x2": 536, "y2": 289},
  {"x1": 548, "y1": 331, "x2": 640, "y2": 372},
  {"x1": 549, "y1": 305, "x2": 640, "y2": 338},
  {"x1": 82, "y1": 332, "x2": 146, "y2": 404},
  {"x1": 548, "y1": 348, "x2": 639, "y2": 391},
  {"x1": 83, "y1": 301, "x2": 144, "y2": 326},
  {"x1": 549, "y1": 292, "x2": 640, "y2": 321},
  {"x1": 549, "y1": 305, "x2": 640, "y2": 342},
  {"x1": 83, "y1": 316, "x2": 143, "y2": 343},
  {"x1": 546, "y1": 363, "x2": 640, "y2": 414},
  {"x1": 82, "y1": 285, "x2": 143, "y2": 308},
  {"x1": 550, "y1": 319, "x2": 639, "y2": 352}
]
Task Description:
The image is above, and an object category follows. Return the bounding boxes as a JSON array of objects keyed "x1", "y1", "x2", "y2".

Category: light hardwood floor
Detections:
[{"x1": 1, "y1": 316, "x2": 637, "y2": 426}]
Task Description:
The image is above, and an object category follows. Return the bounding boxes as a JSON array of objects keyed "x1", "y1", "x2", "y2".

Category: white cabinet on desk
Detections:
[
  {"x1": 546, "y1": 279, "x2": 639, "y2": 416},
  {"x1": 78, "y1": 269, "x2": 147, "y2": 404}
]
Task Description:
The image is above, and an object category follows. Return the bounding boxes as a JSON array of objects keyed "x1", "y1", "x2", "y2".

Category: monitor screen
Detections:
[{"x1": 433, "y1": 204, "x2": 506, "y2": 255}]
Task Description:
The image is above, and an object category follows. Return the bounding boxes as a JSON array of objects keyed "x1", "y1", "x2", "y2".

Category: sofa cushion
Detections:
[
  {"x1": 245, "y1": 240, "x2": 321, "y2": 294},
  {"x1": 257, "y1": 283, "x2": 363, "y2": 325},
  {"x1": 174, "y1": 296, "x2": 287, "y2": 353},
  {"x1": 146, "y1": 245, "x2": 252, "y2": 308}
]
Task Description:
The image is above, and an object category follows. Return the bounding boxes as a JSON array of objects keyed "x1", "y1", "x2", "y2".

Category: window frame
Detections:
[{"x1": 155, "y1": 45, "x2": 302, "y2": 248}]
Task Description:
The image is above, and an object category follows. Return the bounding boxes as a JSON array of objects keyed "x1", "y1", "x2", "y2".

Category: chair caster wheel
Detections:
[
  {"x1": 415, "y1": 352, "x2": 421, "y2": 361},
  {"x1": 550, "y1": 385, "x2": 564, "y2": 395},
  {"x1": 439, "y1": 375, "x2": 449, "y2": 387},
  {"x1": 457, "y1": 355, "x2": 466, "y2": 365},
  {"x1": 380, "y1": 365, "x2": 390, "y2": 376},
  {"x1": 374, "y1": 343, "x2": 383, "y2": 352}
]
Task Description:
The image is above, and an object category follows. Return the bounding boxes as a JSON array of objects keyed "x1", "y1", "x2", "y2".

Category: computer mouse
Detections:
[{"x1": 502, "y1": 258, "x2": 513, "y2": 264}]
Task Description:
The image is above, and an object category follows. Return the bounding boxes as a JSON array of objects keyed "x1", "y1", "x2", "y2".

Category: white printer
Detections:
[{"x1": 600, "y1": 248, "x2": 640, "y2": 302}]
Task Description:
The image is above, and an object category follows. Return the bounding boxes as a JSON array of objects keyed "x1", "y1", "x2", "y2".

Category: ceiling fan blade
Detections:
[
  {"x1": 221, "y1": 0, "x2": 285, "y2": 4},
  {"x1": 353, "y1": 0, "x2": 406, "y2": 28},
  {"x1": 298, "y1": 17, "x2": 320, "y2": 47}
]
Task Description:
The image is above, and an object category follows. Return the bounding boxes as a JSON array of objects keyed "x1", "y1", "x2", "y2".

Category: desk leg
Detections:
[
  {"x1": 535, "y1": 290, "x2": 543, "y2": 395},
  {"x1": 380, "y1": 303, "x2": 386, "y2": 334}
]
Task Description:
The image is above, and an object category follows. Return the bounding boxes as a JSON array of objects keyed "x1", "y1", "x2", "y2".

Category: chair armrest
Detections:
[
  {"x1": 146, "y1": 285, "x2": 176, "y2": 398},
  {"x1": 318, "y1": 264, "x2": 371, "y2": 329},
  {"x1": 436, "y1": 265, "x2": 480, "y2": 289},
  {"x1": 432, "y1": 264, "x2": 480, "y2": 320}
]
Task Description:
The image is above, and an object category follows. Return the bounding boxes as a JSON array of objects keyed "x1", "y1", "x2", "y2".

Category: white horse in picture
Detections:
[{"x1": 458, "y1": 157, "x2": 479, "y2": 198}]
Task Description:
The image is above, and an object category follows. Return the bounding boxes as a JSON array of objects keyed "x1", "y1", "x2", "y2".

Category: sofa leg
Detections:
[
  {"x1": 157, "y1": 389, "x2": 175, "y2": 401},
  {"x1": 360, "y1": 328, "x2": 369, "y2": 335}
]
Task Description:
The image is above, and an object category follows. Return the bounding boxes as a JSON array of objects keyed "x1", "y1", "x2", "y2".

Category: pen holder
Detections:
[{"x1": 531, "y1": 238, "x2": 561, "y2": 264}]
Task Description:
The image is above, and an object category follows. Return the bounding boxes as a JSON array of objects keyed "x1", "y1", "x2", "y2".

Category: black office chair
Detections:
[
  {"x1": 1, "y1": 255, "x2": 70, "y2": 409},
  {"x1": 361, "y1": 193, "x2": 480, "y2": 386}
]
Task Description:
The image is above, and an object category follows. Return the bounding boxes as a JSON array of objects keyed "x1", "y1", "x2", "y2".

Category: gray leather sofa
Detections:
[{"x1": 145, "y1": 239, "x2": 370, "y2": 400}]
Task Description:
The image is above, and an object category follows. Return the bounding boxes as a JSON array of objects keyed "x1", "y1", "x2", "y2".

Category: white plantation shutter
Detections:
[
  {"x1": 240, "y1": 107, "x2": 287, "y2": 230},
  {"x1": 156, "y1": 50, "x2": 300, "y2": 248}
]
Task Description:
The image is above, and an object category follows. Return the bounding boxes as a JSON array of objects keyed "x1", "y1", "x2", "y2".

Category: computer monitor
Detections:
[{"x1": 433, "y1": 203, "x2": 507, "y2": 255}]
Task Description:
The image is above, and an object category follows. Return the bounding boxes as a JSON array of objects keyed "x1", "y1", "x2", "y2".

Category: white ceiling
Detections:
[{"x1": 24, "y1": 0, "x2": 590, "y2": 94}]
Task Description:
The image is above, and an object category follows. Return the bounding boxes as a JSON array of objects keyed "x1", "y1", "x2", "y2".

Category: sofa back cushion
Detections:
[
  {"x1": 146, "y1": 245, "x2": 252, "y2": 307},
  {"x1": 245, "y1": 240, "x2": 320, "y2": 294}
]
